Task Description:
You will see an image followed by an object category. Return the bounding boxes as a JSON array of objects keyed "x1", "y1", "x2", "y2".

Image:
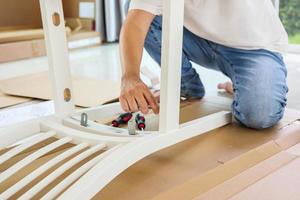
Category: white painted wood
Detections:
[
  {"x1": 0, "y1": 143, "x2": 88, "y2": 199},
  {"x1": 159, "y1": 0, "x2": 185, "y2": 132},
  {"x1": 64, "y1": 117, "x2": 142, "y2": 137},
  {"x1": 0, "y1": 120, "x2": 41, "y2": 148},
  {"x1": 0, "y1": 137, "x2": 72, "y2": 184},
  {"x1": 59, "y1": 111, "x2": 231, "y2": 199},
  {"x1": 66, "y1": 117, "x2": 128, "y2": 135},
  {"x1": 67, "y1": 102, "x2": 160, "y2": 132},
  {"x1": 0, "y1": 131, "x2": 56, "y2": 164},
  {"x1": 43, "y1": 145, "x2": 121, "y2": 200},
  {"x1": 40, "y1": 120, "x2": 133, "y2": 147},
  {"x1": 18, "y1": 143, "x2": 106, "y2": 200},
  {"x1": 65, "y1": 103, "x2": 158, "y2": 136},
  {"x1": 71, "y1": 102, "x2": 122, "y2": 122},
  {"x1": 39, "y1": 0, "x2": 75, "y2": 116}
]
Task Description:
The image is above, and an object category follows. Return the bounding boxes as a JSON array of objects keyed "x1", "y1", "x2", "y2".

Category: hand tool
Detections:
[
  {"x1": 111, "y1": 112, "x2": 133, "y2": 127},
  {"x1": 135, "y1": 114, "x2": 146, "y2": 131}
]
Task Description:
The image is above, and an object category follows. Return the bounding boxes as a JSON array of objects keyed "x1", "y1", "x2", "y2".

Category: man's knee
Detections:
[{"x1": 233, "y1": 97, "x2": 286, "y2": 129}]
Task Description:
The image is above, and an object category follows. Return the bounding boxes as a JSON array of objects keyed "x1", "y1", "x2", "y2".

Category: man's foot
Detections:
[
  {"x1": 217, "y1": 81, "x2": 234, "y2": 94},
  {"x1": 153, "y1": 90, "x2": 160, "y2": 103}
]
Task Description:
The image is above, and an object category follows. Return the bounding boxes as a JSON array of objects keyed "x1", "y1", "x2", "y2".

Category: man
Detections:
[{"x1": 119, "y1": 0, "x2": 288, "y2": 129}]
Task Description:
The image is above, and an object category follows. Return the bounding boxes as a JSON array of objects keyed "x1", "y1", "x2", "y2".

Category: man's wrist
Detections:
[{"x1": 121, "y1": 73, "x2": 140, "y2": 81}]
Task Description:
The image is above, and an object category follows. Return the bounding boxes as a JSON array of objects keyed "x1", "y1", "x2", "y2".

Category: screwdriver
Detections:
[
  {"x1": 135, "y1": 114, "x2": 146, "y2": 131},
  {"x1": 112, "y1": 112, "x2": 133, "y2": 127}
]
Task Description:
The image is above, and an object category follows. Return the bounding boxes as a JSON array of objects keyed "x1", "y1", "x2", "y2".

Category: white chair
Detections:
[{"x1": 0, "y1": 0, "x2": 232, "y2": 199}]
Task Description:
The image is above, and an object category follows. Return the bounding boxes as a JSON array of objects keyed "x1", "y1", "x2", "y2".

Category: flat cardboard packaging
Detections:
[
  {"x1": 0, "y1": 72, "x2": 120, "y2": 108},
  {"x1": 93, "y1": 92, "x2": 300, "y2": 200},
  {"x1": 229, "y1": 151, "x2": 300, "y2": 200},
  {"x1": 0, "y1": 90, "x2": 31, "y2": 109},
  {"x1": 95, "y1": 106, "x2": 300, "y2": 200},
  {"x1": 192, "y1": 142, "x2": 300, "y2": 200}
]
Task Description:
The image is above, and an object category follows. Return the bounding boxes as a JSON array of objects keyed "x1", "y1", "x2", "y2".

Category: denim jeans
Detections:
[{"x1": 144, "y1": 16, "x2": 288, "y2": 129}]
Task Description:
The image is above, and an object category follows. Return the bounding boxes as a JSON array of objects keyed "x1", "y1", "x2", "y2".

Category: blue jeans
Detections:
[{"x1": 144, "y1": 16, "x2": 288, "y2": 129}]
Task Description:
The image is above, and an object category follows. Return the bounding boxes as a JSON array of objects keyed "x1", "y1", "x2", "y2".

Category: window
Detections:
[{"x1": 278, "y1": 0, "x2": 300, "y2": 45}]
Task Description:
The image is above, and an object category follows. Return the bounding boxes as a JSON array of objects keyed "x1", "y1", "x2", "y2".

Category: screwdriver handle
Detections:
[
  {"x1": 135, "y1": 114, "x2": 146, "y2": 130},
  {"x1": 112, "y1": 112, "x2": 133, "y2": 127}
]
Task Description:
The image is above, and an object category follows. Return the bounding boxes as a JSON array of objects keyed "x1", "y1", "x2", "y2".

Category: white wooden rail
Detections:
[
  {"x1": 39, "y1": 0, "x2": 74, "y2": 116},
  {"x1": 159, "y1": 0, "x2": 185, "y2": 132}
]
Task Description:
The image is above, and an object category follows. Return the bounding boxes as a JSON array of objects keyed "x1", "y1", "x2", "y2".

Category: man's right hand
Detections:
[{"x1": 119, "y1": 76, "x2": 159, "y2": 115}]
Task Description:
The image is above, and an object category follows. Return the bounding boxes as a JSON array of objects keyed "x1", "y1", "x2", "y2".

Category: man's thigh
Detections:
[
  {"x1": 182, "y1": 28, "x2": 220, "y2": 71},
  {"x1": 145, "y1": 16, "x2": 218, "y2": 70},
  {"x1": 144, "y1": 16, "x2": 222, "y2": 98}
]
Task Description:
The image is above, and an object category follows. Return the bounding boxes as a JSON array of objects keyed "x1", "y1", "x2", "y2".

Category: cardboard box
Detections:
[
  {"x1": 0, "y1": 29, "x2": 99, "y2": 63},
  {"x1": 0, "y1": 0, "x2": 84, "y2": 29},
  {"x1": 0, "y1": 0, "x2": 99, "y2": 63},
  {"x1": 0, "y1": 29, "x2": 44, "y2": 44},
  {"x1": 0, "y1": 0, "x2": 42, "y2": 29},
  {"x1": 62, "y1": 0, "x2": 96, "y2": 19},
  {"x1": 0, "y1": 72, "x2": 120, "y2": 108},
  {"x1": 0, "y1": 28, "x2": 71, "y2": 44},
  {"x1": 66, "y1": 18, "x2": 95, "y2": 32},
  {"x1": 0, "y1": 39, "x2": 46, "y2": 63}
]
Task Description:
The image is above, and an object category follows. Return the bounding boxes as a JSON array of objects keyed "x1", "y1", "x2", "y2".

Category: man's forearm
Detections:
[
  {"x1": 119, "y1": 10, "x2": 154, "y2": 80},
  {"x1": 118, "y1": 10, "x2": 159, "y2": 114},
  {"x1": 120, "y1": 22, "x2": 145, "y2": 79}
]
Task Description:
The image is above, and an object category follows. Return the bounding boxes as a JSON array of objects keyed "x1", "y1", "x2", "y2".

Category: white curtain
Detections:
[{"x1": 96, "y1": 0, "x2": 130, "y2": 42}]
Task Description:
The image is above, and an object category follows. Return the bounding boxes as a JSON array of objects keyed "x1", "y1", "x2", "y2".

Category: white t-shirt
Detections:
[{"x1": 129, "y1": 0, "x2": 288, "y2": 53}]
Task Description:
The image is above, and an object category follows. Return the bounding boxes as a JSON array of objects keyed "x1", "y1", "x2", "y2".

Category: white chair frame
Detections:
[{"x1": 0, "y1": 0, "x2": 232, "y2": 199}]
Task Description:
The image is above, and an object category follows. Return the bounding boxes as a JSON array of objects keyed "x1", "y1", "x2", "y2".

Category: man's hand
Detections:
[
  {"x1": 119, "y1": 10, "x2": 157, "y2": 114},
  {"x1": 120, "y1": 76, "x2": 159, "y2": 114}
]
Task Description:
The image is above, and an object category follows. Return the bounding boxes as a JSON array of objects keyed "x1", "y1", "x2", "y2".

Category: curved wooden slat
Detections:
[
  {"x1": 42, "y1": 145, "x2": 121, "y2": 200},
  {"x1": 0, "y1": 143, "x2": 88, "y2": 199},
  {"x1": 0, "y1": 137, "x2": 72, "y2": 184},
  {"x1": 18, "y1": 143, "x2": 106, "y2": 200},
  {"x1": 0, "y1": 131, "x2": 56, "y2": 165}
]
